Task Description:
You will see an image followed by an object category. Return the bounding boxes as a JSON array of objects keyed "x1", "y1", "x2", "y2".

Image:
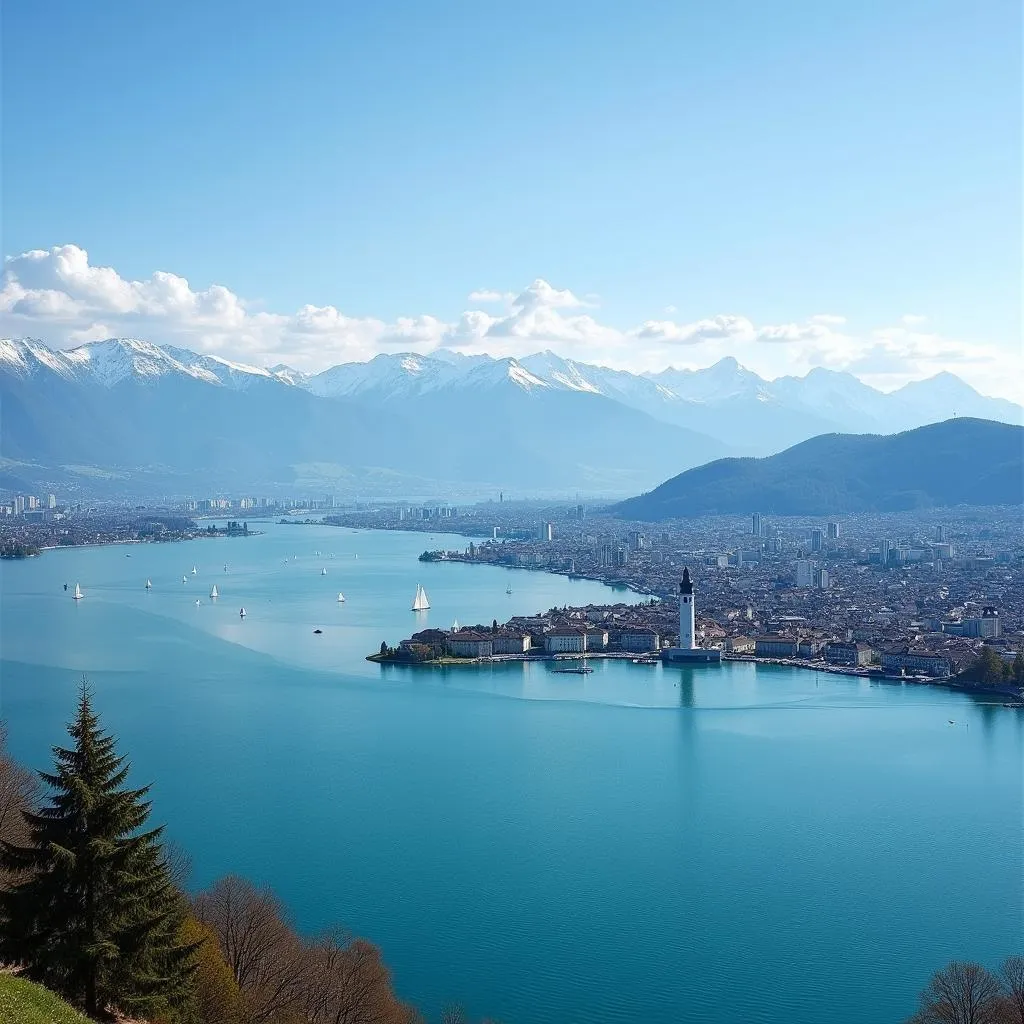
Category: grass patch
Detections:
[{"x1": 0, "y1": 974, "x2": 95, "y2": 1024}]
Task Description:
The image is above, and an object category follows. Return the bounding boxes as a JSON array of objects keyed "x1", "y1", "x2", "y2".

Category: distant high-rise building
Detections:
[
  {"x1": 794, "y1": 558, "x2": 816, "y2": 588},
  {"x1": 880, "y1": 539, "x2": 892, "y2": 567},
  {"x1": 539, "y1": 522, "x2": 554, "y2": 542},
  {"x1": 810, "y1": 528, "x2": 823, "y2": 552},
  {"x1": 815, "y1": 567, "x2": 830, "y2": 590},
  {"x1": 614, "y1": 546, "x2": 628, "y2": 567},
  {"x1": 13, "y1": 496, "x2": 24, "y2": 515},
  {"x1": 47, "y1": 494, "x2": 57, "y2": 509},
  {"x1": 752, "y1": 513, "x2": 763, "y2": 537},
  {"x1": 935, "y1": 525, "x2": 947, "y2": 543},
  {"x1": 827, "y1": 521, "x2": 840, "y2": 540},
  {"x1": 26, "y1": 495, "x2": 38, "y2": 510},
  {"x1": 628, "y1": 530, "x2": 646, "y2": 551}
]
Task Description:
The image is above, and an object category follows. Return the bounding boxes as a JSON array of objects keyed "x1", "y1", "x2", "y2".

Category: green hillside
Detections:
[
  {"x1": 0, "y1": 975, "x2": 96, "y2": 1024},
  {"x1": 612, "y1": 417, "x2": 1024, "y2": 519}
]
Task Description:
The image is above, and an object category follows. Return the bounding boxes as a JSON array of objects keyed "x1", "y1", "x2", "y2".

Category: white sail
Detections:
[
  {"x1": 411, "y1": 583, "x2": 430, "y2": 611},
  {"x1": 73, "y1": 583, "x2": 83, "y2": 600},
  {"x1": 145, "y1": 578, "x2": 152, "y2": 589},
  {"x1": 321, "y1": 567, "x2": 327, "y2": 576},
  {"x1": 182, "y1": 575, "x2": 188, "y2": 583},
  {"x1": 239, "y1": 607, "x2": 246, "y2": 618},
  {"x1": 195, "y1": 599, "x2": 201, "y2": 606},
  {"x1": 192, "y1": 565, "x2": 198, "y2": 574},
  {"x1": 337, "y1": 592, "x2": 345, "y2": 603},
  {"x1": 210, "y1": 585, "x2": 219, "y2": 599}
]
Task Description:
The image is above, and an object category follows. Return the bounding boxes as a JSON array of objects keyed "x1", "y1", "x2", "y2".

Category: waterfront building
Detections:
[
  {"x1": 544, "y1": 628, "x2": 588, "y2": 654},
  {"x1": 492, "y1": 632, "x2": 531, "y2": 655},
  {"x1": 880, "y1": 649, "x2": 952, "y2": 677},
  {"x1": 402, "y1": 629, "x2": 449, "y2": 659},
  {"x1": 825, "y1": 641, "x2": 873, "y2": 666},
  {"x1": 755, "y1": 635, "x2": 800, "y2": 658},
  {"x1": 618, "y1": 628, "x2": 661, "y2": 653},
  {"x1": 662, "y1": 568, "x2": 721, "y2": 663},
  {"x1": 447, "y1": 631, "x2": 494, "y2": 658},
  {"x1": 726, "y1": 636, "x2": 756, "y2": 653},
  {"x1": 585, "y1": 628, "x2": 609, "y2": 650}
]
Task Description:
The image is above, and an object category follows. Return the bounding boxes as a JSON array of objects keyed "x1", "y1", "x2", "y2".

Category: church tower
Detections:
[{"x1": 679, "y1": 567, "x2": 695, "y2": 650}]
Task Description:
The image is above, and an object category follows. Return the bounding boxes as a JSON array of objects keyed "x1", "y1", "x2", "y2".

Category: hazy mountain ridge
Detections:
[
  {"x1": 1, "y1": 337, "x2": 1021, "y2": 497},
  {"x1": 612, "y1": 418, "x2": 1024, "y2": 518},
  {"x1": 0, "y1": 338, "x2": 729, "y2": 496}
]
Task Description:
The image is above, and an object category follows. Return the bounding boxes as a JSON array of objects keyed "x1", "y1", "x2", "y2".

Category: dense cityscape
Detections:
[{"x1": 6, "y1": 490, "x2": 1021, "y2": 695}]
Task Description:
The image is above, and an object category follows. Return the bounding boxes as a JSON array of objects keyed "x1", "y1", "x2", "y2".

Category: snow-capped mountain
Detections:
[
  {"x1": 0, "y1": 338, "x2": 296, "y2": 390},
  {"x1": 1, "y1": 336, "x2": 1020, "y2": 497}
]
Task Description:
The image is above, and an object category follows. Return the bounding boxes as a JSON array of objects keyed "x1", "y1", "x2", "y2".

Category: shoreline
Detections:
[{"x1": 368, "y1": 648, "x2": 1023, "y2": 703}]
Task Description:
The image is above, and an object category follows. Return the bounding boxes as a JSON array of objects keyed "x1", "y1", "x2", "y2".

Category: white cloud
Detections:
[{"x1": 1, "y1": 244, "x2": 1020, "y2": 401}]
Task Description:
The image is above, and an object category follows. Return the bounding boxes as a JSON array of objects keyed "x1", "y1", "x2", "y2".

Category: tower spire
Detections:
[{"x1": 680, "y1": 567, "x2": 693, "y2": 595}]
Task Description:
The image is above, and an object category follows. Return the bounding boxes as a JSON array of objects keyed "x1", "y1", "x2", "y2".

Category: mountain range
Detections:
[
  {"x1": 612, "y1": 418, "x2": 1024, "y2": 519},
  {"x1": 1, "y1": 337, "x2": 1021, "y2": 498}
]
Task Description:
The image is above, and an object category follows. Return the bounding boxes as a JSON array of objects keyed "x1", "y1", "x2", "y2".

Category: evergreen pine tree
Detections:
[{"x1": 0, "y1": 681, "x2": 198, "y2": 1018}]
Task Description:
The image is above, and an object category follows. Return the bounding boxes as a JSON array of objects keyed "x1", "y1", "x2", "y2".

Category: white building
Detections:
[
  {"x1": 794, "y1": 559, "x2": 816, "y2": 588},
  {"x1": 544, "y1": 628, "x2": 587, "y2": 654},
  {"x1": 663, "y1": 568, "x2": 721, "y2": 664},
  {"x1": 679, "y1": 567, "x2": 695, "y2": 650}
]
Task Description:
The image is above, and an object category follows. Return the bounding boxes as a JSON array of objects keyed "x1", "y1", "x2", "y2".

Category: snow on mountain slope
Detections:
[
  {"x1": 2, "y1": 338, "x2": 1021, "y2": 446},
  {"x1": 647, "y1": 357, "x2": 768, "y2": 403}
]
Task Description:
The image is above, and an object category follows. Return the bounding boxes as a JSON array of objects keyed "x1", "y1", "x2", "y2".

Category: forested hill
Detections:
[{"x1": 612, "y1": 418, "x2": 1024, "y2": 519}]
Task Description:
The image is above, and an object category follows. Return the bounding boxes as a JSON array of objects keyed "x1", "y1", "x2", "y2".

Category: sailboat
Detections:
[
  {"x1": 411, "y1": 583, "x2": 430, "y2": 611},
  {"x1": 506, "y1": 586, "x2": 512, "y2": 595},
  {"x1": 321, "y1": 567, "x2": 327, "y2": 576},
  {"x1": 210, "y1": 585, "x2": 219, "y2": 599},
  {"x1": 191, "y1": 565, "x2": 198, "y2": 575},
  {"x1": 239, "y1": 607, "x2": 246, "y2": 618},
  {"x1": 145, "y1": 578, "x2": 152, "y2": 590},
  {"x1": 195, "y1": 599, "x2": 201, "y2": 606},
  {"x1": 337, "y1": 592, "x2": 346, "y2": 603},
  {"x1": 182, "y1": 575, "x2": 188, "y2": 584},
  {"x1": 72, "y1": 583, "x2": 84, "y2": 600}
]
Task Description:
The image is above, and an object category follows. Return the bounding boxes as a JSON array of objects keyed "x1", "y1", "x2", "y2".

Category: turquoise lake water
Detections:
[{"x1": 1, "y1": 522, "x2": 1020, "y2": 1023}]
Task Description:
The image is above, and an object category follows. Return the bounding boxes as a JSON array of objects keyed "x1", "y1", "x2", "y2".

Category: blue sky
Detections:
[{"x1": 1, "y1": 1, "x2": 1021, "y2": 396}]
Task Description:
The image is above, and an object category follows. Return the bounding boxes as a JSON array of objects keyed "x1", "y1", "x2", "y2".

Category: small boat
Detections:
[
  {"x1": 224, "y1": 564, "x2": 228, "y2": 572},
  {"x1": 182, "y1": 575, "x2": 188, "y2": 584},
  {"x1": 72, "y1": 583, "x2": 84, "y2": 601},
  {"x1": 195, "y1": 599, "x2": 201, "y2": 606},
  {"x1": 239, "y1": 607, "x2": 247, "y2": 618},
  {"x1": 191, "y1": 566, "x2": 198, "y2": 575},
  {"x1": 412, "y1": 583, "x2": 430, "y2": 611},
  {"x1": 145, "y1": 578, "x2": 152, "y2": 590},
  {"x1": 506, "y1": 586, "x2": 512, "y2": 595},
  {"x1": 313, "y1": 628, "x2": 323, "y2": 634},
  {"x1": 553, "y1": 666, "x2": 593, "y2": 675},
  {"x1": 451, "y1": 618, "x2": 460, "y2": 631},
  {"x1": 321, "y1": 567, "x2": 327, "y2": 576},
  {"x1": 337, "y1": 592, "x2": 345, "y2": 603},
  {"x1": 210, "y1": 585, "x2": 219, "y2": 599}
]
